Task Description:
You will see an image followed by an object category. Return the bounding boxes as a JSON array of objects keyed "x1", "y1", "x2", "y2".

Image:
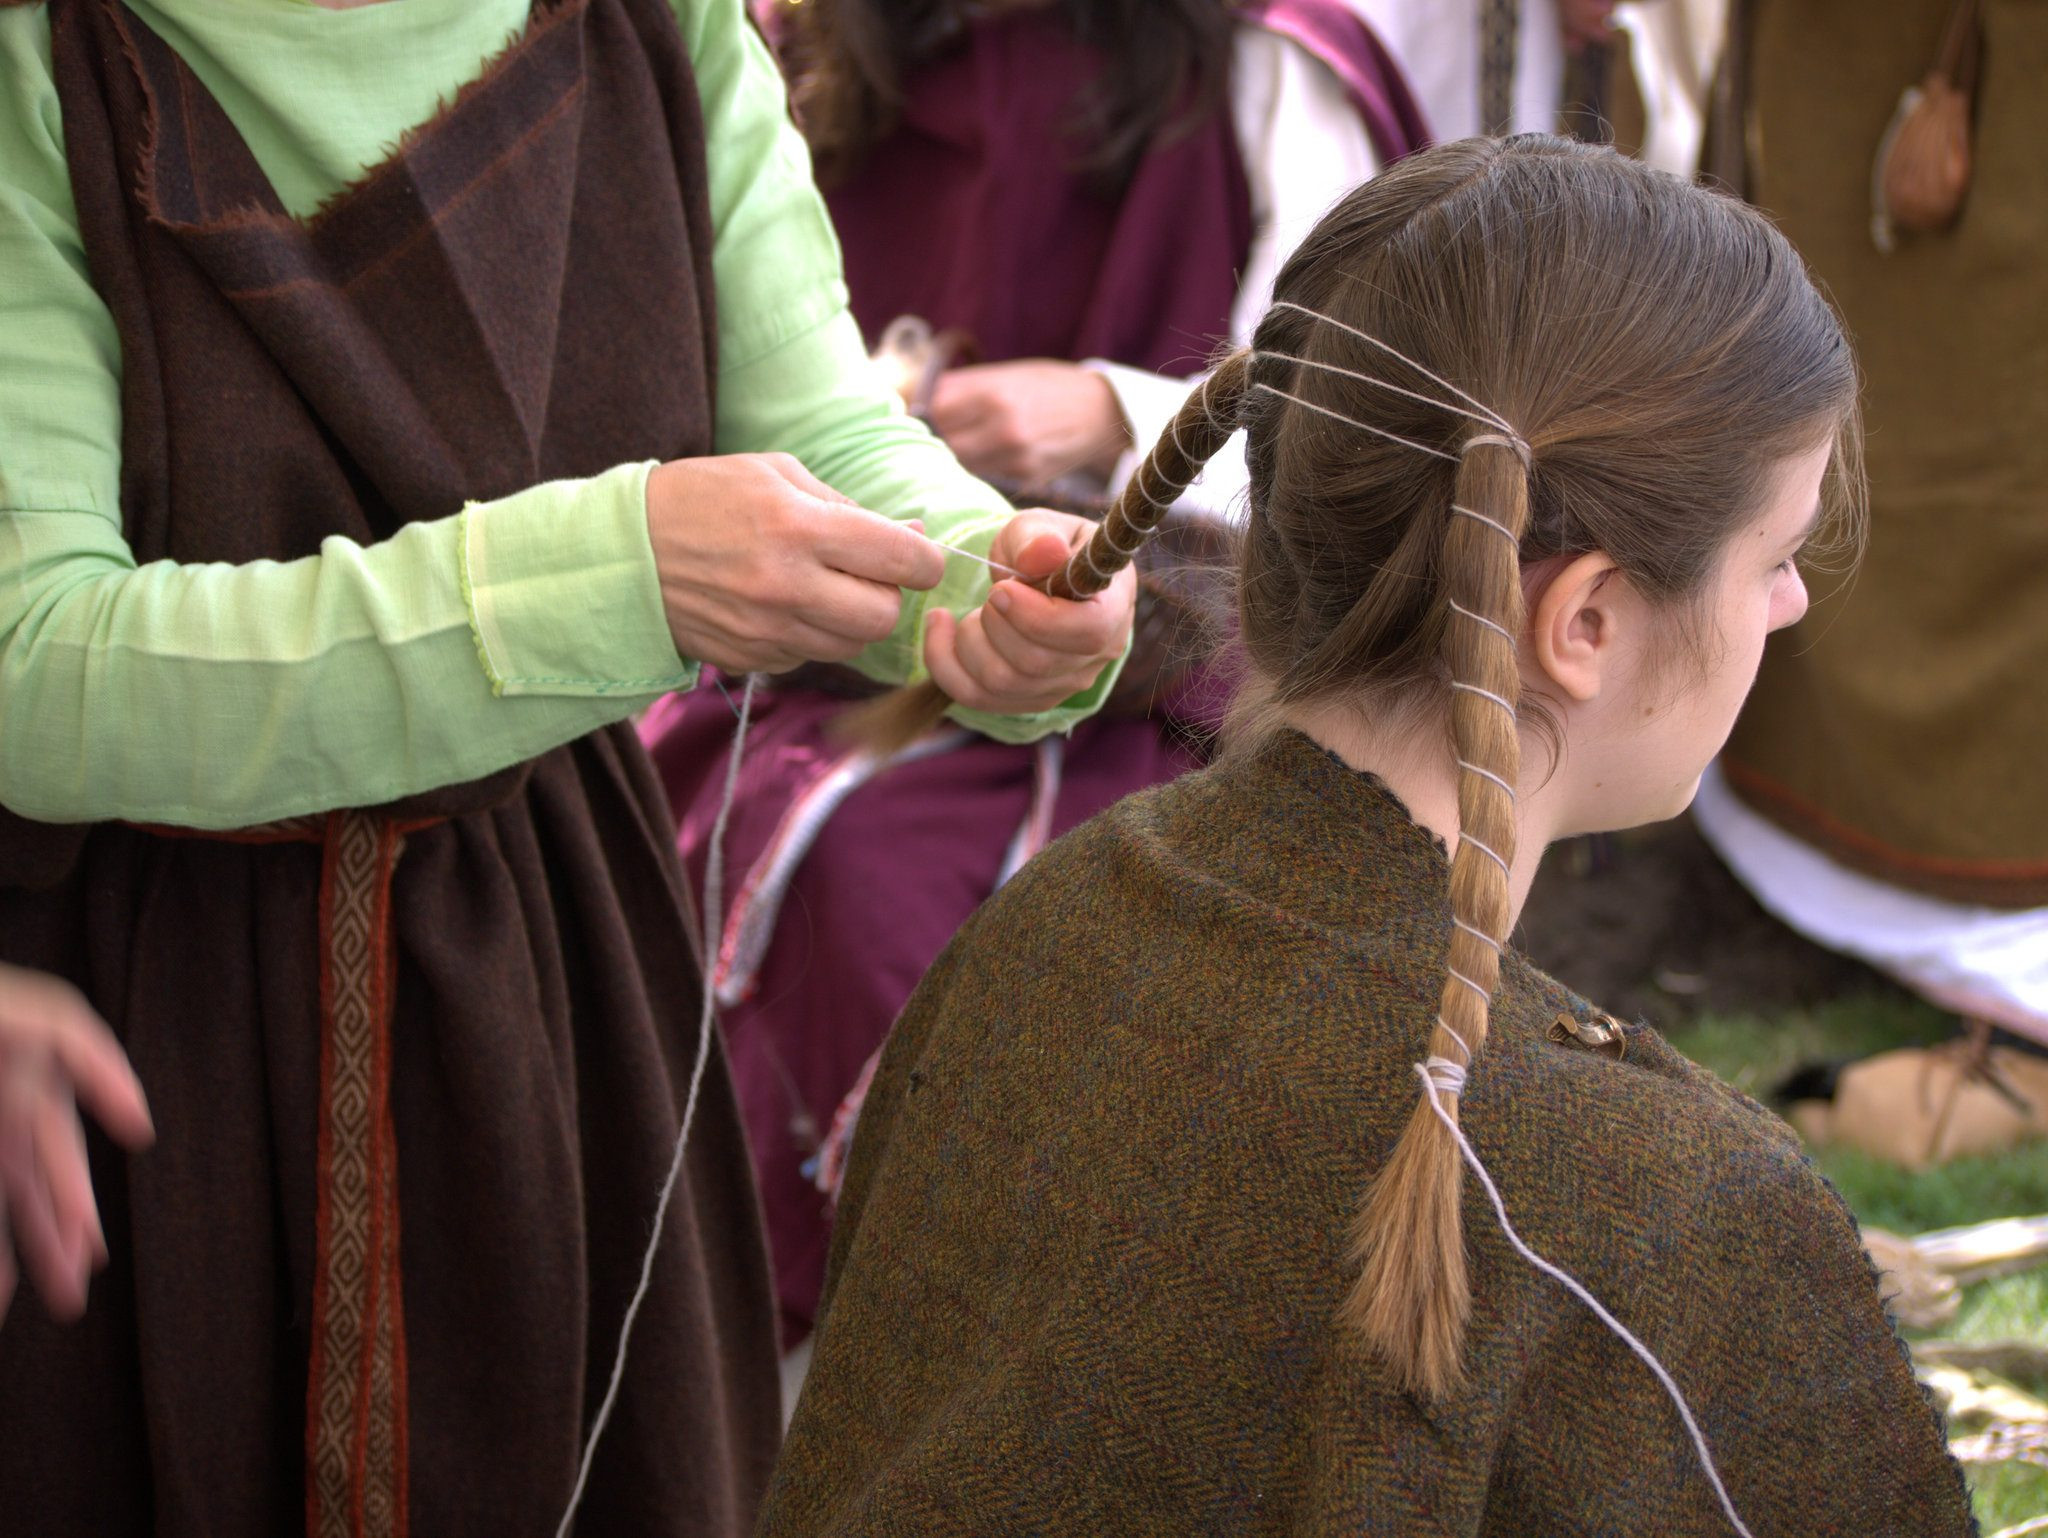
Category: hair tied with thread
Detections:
[
  {"x1": 837, "y1": 351, "x2": 1257, "y2": 757},
  {"x1": 1461, "y1": 430, "x2": 1533, "y2": 469},
  {"x1": 1262, "y1": 298, "x2": 1758, "y2": 1535}
]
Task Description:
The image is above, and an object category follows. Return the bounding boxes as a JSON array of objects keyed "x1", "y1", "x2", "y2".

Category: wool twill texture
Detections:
[
  {"x1": 760, "y1": 731, "x2": 1973, "y2": 1536},
  {"x1": 0, "y1": 1, "x2": 779, "y2": 1531}
]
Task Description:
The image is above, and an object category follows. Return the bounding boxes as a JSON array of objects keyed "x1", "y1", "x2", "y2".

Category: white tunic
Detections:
[{"x1": 1694, "y1": 765, "x2": 2048, "y2": 1044}]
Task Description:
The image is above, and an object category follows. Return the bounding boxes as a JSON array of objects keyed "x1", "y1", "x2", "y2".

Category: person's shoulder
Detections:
[{"x1": 1484, "y1": 956, "x2": 1823, "y2": 1220}]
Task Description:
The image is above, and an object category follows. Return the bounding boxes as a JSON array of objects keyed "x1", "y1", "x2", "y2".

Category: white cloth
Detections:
[
  {"x1": 1616, "y1": 0, "x2": 1727, "y2": 177},
  {"x1": 1693, "y1": 764, "x2": 2048, "y2": 1043},
  {"x1": 1348, "y1": 0, "x2": 1566, "y2": 141},
  {"x1": 1083, "y1": 25, "x2": 1382, "y2": 523}
]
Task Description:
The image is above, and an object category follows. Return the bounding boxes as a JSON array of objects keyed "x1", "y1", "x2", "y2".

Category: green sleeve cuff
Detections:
[
  {"x1": 867, "y1": 509, "x2": 1133, "y2": 745},
  {"x1": 459, "y1": 460, "x2": 698, "y2": 699}
]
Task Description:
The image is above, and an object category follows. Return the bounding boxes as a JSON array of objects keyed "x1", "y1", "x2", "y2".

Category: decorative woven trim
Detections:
[
  {"x1": 306, "y1": 811, "x2": 410, "y2": 1538},
  {"x1": 1722, "y1": 758, "x2": 2048, "y2": 907}
]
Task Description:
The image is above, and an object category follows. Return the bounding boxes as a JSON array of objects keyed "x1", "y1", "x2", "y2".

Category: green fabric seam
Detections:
[{"x1": 455, "y1": 503, "x2": 507, "y2": 699}]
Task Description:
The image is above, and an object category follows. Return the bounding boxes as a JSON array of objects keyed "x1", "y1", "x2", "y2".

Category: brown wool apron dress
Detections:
[{"x1": 0, "y1": 1, "x2": 780, "y2": 1533}]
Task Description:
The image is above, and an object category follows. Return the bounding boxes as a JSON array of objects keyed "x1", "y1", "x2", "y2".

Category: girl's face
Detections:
[{"x1": 1560, "y1": 441, "x2": 1829, "y2": 833}]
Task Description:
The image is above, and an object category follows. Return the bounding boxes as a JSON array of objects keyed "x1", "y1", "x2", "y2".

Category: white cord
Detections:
[
  {"x1": 1267, "y1": 301, "x2": 1520, "y2": 433},
  {"x1": 554, "y1": 672, "x2": 760, "y2": 1538},
  {"x1": 1412, "y1": 1064, "x2": 1758, "y2": 1538},
  {"x1": 1253, "y1": 383, "x2": 1461, "y2": 462}
]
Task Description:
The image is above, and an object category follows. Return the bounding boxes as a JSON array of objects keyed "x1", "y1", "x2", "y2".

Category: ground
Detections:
[{"x1": 1523, "y1": 816, "x2": 2048, "y2": 1533}]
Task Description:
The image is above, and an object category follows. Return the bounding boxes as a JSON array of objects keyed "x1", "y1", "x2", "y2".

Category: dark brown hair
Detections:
[
  {"x1": 767, "y1": 0, "x2": 1237, "y2": 189},
  {"x1": 937, "y1": 134, "x2": 1862, "y2": 1395}
]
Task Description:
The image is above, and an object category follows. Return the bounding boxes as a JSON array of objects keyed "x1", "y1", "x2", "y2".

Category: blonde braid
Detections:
[
  {"x1": 1338, "y1": 431, "x2": 1532, "y2": 1398},
  {"x1": 842, "y1": 352, "x2": 1255, "y2": 755}
]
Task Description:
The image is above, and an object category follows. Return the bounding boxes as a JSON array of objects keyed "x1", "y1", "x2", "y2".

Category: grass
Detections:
[{"x1": 1664, "y1": 995, "x2": 2048, "y2": 1533}]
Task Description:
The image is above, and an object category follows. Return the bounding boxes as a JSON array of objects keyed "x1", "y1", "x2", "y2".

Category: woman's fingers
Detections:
[
  {"x1": 807, "y1": 501, "x2": 944, "y2": 595},
  {"x1": 38, "y1": 1085, "x2": 104, "y2": 1267},
  {"x1": 0, "y1": 964, "x2": 141, "y2": 1321},
  {"x1": 796, "y1": 568, "x2": 910, "y2": 651},
  {"x1": 0, "y1": 1187, "x2": 16, "y2": 1323},
  {"x1": 1, "y1": 1116, "x2": 78, "y2": 1318},
  {"x1": 45, "y1": 1003, "x2": 152, "y2": 1153},
  {"x1": 988, "y1": 577, "x2": 1130, "y2": 659},
  {"x1": 976, "y1": 590, "x2": 1074, "y2": 681},
  {"x1": 925, "y1": 606, "x2": 1103, "y2": 715}
]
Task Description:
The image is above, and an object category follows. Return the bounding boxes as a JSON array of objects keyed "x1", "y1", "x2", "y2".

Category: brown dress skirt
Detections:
[{"x1": 0, "y1": 1, "x2": 780, "y2": 1532}]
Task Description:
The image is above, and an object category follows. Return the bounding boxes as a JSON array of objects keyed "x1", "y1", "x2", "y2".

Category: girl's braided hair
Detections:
[{"x1": 872, "y1": 135, "x2": 1863, "y2": 1395}]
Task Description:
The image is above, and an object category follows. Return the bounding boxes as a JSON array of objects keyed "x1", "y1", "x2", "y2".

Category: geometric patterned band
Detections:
[{"x1": 305, "y1": 811, "x2": 412, "y2": 1538}]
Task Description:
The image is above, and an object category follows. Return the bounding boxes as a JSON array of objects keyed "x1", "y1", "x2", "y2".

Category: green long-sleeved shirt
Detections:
[{"x1": 0, "y1": 0, "x2": 1111, "y2": 831}]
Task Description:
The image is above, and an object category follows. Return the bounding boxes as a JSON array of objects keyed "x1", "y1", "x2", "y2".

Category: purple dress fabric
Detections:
[{"x1": 643, "y1": 0, "x2": 1428, "y2": 1344}]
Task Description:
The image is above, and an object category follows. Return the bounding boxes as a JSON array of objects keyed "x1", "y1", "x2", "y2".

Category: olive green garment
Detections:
[
  {"x1": 761, "y1": 732, "x2": 1972, "y2": 1536},
  {"x1": 1723, "y1": 0, "x2": 2048, "y2": 905}
]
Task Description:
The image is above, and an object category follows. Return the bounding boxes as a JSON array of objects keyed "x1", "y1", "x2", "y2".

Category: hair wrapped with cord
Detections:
[
  {"x1": 842, "y1": 351, "x2": 1255, "y2": 756},
  {"x1": 1224, "y1": 134, "x2": 1863, "y2": 1409},
  {"x1": 1339, "y1": 429, "x2": 1532, "y2": 1397}
]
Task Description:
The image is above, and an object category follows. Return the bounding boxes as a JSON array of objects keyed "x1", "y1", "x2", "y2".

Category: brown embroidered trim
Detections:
[
  {"x1": 307, "y1": 811, "x2": 411, "y2": 1538},
  {"x1": 1722, "y1": 758, "x2": 2048, "y2": 905},
  {"x1": 131, "y1": 809, "x2": 421, "y2": 1535}
]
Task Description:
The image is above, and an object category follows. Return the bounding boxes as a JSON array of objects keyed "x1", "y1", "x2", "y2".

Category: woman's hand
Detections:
[
  {"x1": 927, "y1": 361, "x2": 1132, "y2": 488},
  {"x1": 0, "y1": 964, "x2": 153, "y2": 1324},
  {"x1": 647, "y1": 453, "x2": 946, "y2": 674},
  {"x1": 926, "y1": 511, "x2": 1136, "y2": 715}
]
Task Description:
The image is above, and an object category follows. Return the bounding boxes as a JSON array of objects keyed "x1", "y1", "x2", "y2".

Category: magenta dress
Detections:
[{"x1": 642, "y1": 0, "x2": 1427, "y2": 1343}]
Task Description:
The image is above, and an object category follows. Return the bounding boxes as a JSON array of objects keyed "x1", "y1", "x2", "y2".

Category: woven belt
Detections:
[{"x1": 137, "y1": 809, "x2": 432, "y2": 1538}]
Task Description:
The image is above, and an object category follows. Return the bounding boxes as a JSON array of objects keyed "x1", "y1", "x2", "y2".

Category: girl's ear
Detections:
[{"x1": 1526, "y1": 551, "x2": 1625, "y2": 704}]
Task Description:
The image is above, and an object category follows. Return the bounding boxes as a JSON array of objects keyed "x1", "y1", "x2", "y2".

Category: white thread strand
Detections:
[
  {"x1": 1253, "y1": 383, "x2": 1459, "y2": 462},
  {"x1": 1450, "y1": 680, "x2": 1517, "y2": 718},
  {"x1": 555, "y1": 673, "x2": 760, "y2": 1538},
  {"x1": 1434, "y1": 1019, "x2": 1475, "y2": 1065},
  {"x1": 1081, "y1": 537, "x2": 1117, "y2": 585},
  {"x1": 923, "y1": 536, "x2": 1026, "y2": 580},
  {"x1": 1411, "y1": 1065, "x2": 1758, "y2": 1538},
  {"x1": 1458, "y1": 832, "x2": 1512, "y2": 880},
  {"x1": 1254, "y1": 350, "x2": 1508, "y2": 432},
  {"x1": 1168, "y1": 407, "x2": 1195, "y2": 465},
  {"x1": 1199, "y1": 368, "x2": 1232, "y2": 435},
  {"x1": 1099, "y1": 517, "x2": 1144, "y2": 558},
  {"x1": 1268, "y1": 301, "x2": 1517, "y2": 431},
  {"x1": 1452, "y1": 916, "x2": 1504, "y2": 953},
  {"x1": 1136, "y1": 455, "x2": 1173, "y2": 511},
  {"x1": 1455, "y1": 758, "x2": 1518, "y2": 799},
  {"x1": 1447, "y1": 599, "x2": 1515, "y2": 644},
  {"x1": 1422, "y1": 1054, "x2": 1468, "y2": 1095},
  {"x1": 1462, "y1": 430, "x2": 1534, "y2": 467},
  {"x1": 1446, "y1": 965, "x2": 1493, "y2": 1005},
  {"x1": 1449, "y1": 504, "x2": 1520, "y2": 545}
]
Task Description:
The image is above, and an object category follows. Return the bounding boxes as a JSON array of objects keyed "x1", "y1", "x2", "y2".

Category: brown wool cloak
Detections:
[
  {"x1": 1723, "y1": 0, "x2": 2048, "y2": 906},
  {"x1": 759, "y1": 732, "x2": 1972, "y2": 1537},
  {"x1": 0, "y1": 1, "x2": 778, "y2": 1533}
]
